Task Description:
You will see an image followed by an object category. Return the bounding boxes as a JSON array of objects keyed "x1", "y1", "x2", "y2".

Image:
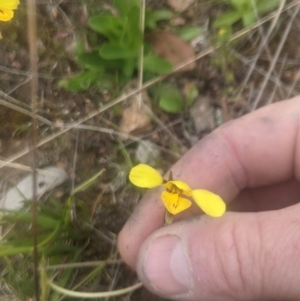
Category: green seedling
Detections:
[
  {"x1": 148, "y1": 83, "x2": 198, "y2": 114},
  {"x1": 159, "y1": 86, "x2": 184, "y2": 113},
  {"x1": 60, "y1": 0, "x2": 173, "y2": 92},
  {"x1": 213, "y1": 0, "x2": 281, "y2": 29},
  {"x1": 177, "y1": 26, "x2": 204, "y2": 42}
]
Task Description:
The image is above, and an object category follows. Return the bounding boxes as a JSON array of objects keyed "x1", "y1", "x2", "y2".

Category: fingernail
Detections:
[{"x1": 139, "y1": 235, "x2": 193, "y2": 296}]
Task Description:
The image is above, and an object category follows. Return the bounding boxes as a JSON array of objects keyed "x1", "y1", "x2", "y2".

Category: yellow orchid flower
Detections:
[
  {"x1": 129, "y1": 164, "x2": 226, "y2": 222},
  {"x1": 0, "y1": 0, "x2": 19, "y2": 22}
]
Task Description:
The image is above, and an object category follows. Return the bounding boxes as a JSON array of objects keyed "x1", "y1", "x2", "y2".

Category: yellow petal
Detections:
[
  {"x1": 0, "y1": 8, "x2": 14, "y2": 21},
  {"x1": 161, "y1": 191, "x2": 191, "y2": 215},
  {"x1": 170, "y1": 181, "x2": 192, "y2": 192},
  {"x1": 163, "y1": 180, "x2": 192, "y2": 196},
  {"x1": 163, "y1": 181, "x2": 173, "y2": 191},
  {"x1": 192, "y1": 189, "x2": 226, "y2": 217},
  {"x1": 171, "y1": 180, "x2": 192, "y2": 196},
  {"x1": 129, "y1": 164, "x2": 163, "y2": 188},
  {"x1": 0, "y1": 0, "x2": 19, "y2": 10}
]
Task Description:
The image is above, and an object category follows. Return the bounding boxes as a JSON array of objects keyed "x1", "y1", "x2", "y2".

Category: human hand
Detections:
[{"x1": 118, "y1": 96, "x2": 300, "y2": 301}]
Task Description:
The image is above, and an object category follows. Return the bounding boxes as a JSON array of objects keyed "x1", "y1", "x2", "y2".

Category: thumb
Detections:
[{"x1": 136, "y1": 205, "x2": 300, "y2": 301}]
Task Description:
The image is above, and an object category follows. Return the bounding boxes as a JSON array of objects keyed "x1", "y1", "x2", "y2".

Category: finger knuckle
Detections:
[{"x1": 213, "y1": 217, "x2": 263, "y2": 299}]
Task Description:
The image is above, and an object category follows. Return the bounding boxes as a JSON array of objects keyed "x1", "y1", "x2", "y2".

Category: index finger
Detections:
[{"x1": 118, "y1": 96, "x2": 300, "y2": 269}]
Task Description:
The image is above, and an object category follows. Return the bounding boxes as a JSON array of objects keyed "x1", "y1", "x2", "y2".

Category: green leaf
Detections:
[
  {"x1": 122, "y1": 6, "x2": 142, "y2": 48},
  {"x1": 88, "y1": 14, "x2": 124, "y2": 42},
  {"x1": 145, "y1": 14, "x2": 156, "y2": 30},
  {"x1": 0, "y1": 246, "x2": 33, "y2": 257},
  {"x1": 159, "y1": 87, "x2": 184, "y2": 113},
  {"x1": 100, "y1": 43, "x2": 138, "y2": 59},
  {"x1": 38, "y1": 206, "x2": 63, "y2": 221},
  {"x1": 177, "y1": 26, "x2": 204, "y2": 41},
  {"x1": 242, "y1": 11, "x2": 256, "y2": 27},
  {"x1": 151, "y1": 9, "x2": 173, "y2": 21},
  {"x1": 76, "y1": 51, "x2": 105, "y2": 70},
  {"x1": 1, "y1": 212, "x2": 58, "y2": 229},
  {"x1": 229, "y1": 0, "x2": 252, "y2": 11},
  {"x1": 121, "y1": 58, "x2": 136, "y2": 77},
  {"x1": 256, "y1": 0, "x2": 281, "y2": 14},
  {"x1": 143, "y1": 53, "x2": 173, "y2": 74},
  {"x1": 242, "y1": 0, "x2": 280, "y2": 28},
  {"x1": 113, "y1": 0, "x2": 140, "y2": 17},
  {"x1": 59, "y1": 70, "x2": 101, "y2": 91},
  {"x1": 145, "y1": 9, "x2": 173, "y2": 30},
  {"x1": 77, "y1": 52, "x2": 127, "y2": 71},
  {"x1": 213, "y1": 10, "x2": 243, "y2": 27}
]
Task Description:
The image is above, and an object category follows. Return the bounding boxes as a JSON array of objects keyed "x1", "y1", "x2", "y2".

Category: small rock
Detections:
[
  {"x1": 190, "y1": 96, "x2": 216, "y2": 134},
  {"x1": 136, "y1": 141, "x2": 160, "y2": 165},
  {"x1": 0, "y1": 166, "x2": 68, "y2": 210}
]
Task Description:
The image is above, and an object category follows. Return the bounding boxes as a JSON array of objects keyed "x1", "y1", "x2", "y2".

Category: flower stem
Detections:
[{"x1": 164, "y1": 210, "x2": 174, "y2": 225}]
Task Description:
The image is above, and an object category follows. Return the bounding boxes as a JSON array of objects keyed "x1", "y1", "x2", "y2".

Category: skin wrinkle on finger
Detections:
[
  {"x1": 197, "y1": 215, "x2": 263, "y2": 300},
  {"x1": 212, "y1": 128, "x2": 248, "y2": 192},
  {"x1": 118, "y1": 96, "x2": 300, "y2": 270},
  {"x1": 137, "y1": 207, "x2": 300, "y2": 301},
  {"x1": 217, "y1": 104, "x2": 298, "y2": 187},
  {"x1": 257, "y1": 206, "x2": 300, "y2": 300},
  {"x1": 229, "y1": 178, "x2": 300, "y2": 212},
  {"x1": 214, "y1": 220, "x2": 248, "y2": 300}
]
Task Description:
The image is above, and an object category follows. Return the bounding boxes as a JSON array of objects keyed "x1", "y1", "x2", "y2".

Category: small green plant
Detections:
[
  {"x1": 210, "y1": 0, "x2": 282, "y2": 100},
  {"x1": 0, "y1": 198, "x2": 85, "y2": 299},
  {"x1": 159, "y1": 86, "x2": 184, "y2": 113},
  {"x1": 0, "y1": 169, "x2": 117, "y2": 300},
  {"x1": 150, "y1": 83, "x2": 198, "y2": 114},
  {"x1": 60, "y1": 0, "x2": 173, "y2": 92},
  {"x1": 213, "y1": 0, "x2": 281, "y2": 29},
  {"x1": 178, "y1": 26, "x2": 204, "y2": 41}
]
